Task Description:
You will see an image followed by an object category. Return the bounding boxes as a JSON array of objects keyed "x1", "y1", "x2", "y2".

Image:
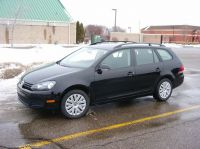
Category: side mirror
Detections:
[
  {"x1": 100, "y1": 64, "x2": 111, "y2": 70},
  {"x1": 96, "y1": 65, "x2": 111, "y2": 74}
]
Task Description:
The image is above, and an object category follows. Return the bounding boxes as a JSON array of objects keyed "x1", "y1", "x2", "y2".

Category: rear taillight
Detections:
[{"x1": 178, "y1": 65, "x2": 184, "y2": 74}]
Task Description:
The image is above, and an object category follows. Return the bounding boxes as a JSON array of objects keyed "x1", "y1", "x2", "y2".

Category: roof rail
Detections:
[
  {"x1": 148, "y1": 43, "x2": 165, "y2": 47},
  {"x1": 90, "y1": 41, "x2": 165, "y2": 48},
  {"x1": 120, "y1": 42, "x2": 165, "y2": 47},
  {"x1": 90, "y1": 41, "x2": 136, "y2": 45}
]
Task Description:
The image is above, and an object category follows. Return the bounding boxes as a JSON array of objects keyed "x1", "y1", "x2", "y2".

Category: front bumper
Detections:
[{"x1": 17, "y1": 84, "x2": 60, "y2": 109}]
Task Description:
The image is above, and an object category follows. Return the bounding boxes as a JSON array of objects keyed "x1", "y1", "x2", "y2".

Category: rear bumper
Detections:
[
  {"x1": 174, "y1": 73, "x2": 184, "y2": 88},
  {"x1": 17, "y1": 84, "x2": 60, "y2": 109}
]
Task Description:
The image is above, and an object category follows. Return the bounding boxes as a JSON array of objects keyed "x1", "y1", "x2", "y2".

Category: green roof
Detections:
[{"x1": 0, "y1": 0, "x2": 72, "y2": 22}]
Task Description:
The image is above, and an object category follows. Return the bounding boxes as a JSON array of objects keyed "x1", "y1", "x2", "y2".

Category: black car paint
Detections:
[{"x1": 17, "y1": 44, "x2": 184, "y2": 109}]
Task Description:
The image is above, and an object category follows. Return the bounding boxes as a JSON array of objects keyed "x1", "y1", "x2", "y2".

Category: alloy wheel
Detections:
[
  {"x1": 65, "y1": 94, "x2": 87, "y2": 116},
  {"x1": 159, "y1": 81, "x2": 172, "y2": 99}
]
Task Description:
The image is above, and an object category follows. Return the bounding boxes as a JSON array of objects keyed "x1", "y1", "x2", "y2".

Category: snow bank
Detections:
[
  {"x1": 163, "y1": 43, "x2": 200, "y2": 48},
  {"x1": 163, "y1": 43, "x2": 183, "y2": 48},
  {"x1": 0, "y1": 44, "x2": 79, "y2": 48},
  {"x1": 183, "y1": 44, "x2": 200, "y2": 48},
  {"x1": 0, "y1": 44, "x2": 81, "y2": 65},
  {"x1": 0, "y1": 74, "x2": 22, "y2": 101}
]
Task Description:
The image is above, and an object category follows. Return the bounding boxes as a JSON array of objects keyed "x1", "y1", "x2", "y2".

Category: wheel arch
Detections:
[
  {"x1": 61, "y1": 84, "x2": 90, "y2": 99},
  {"x1": 156, "y1": 75, "x2": 175, "y2": 89},
  {"x1": 60, "y1": 85, "x2": 90, "y2": 118}
]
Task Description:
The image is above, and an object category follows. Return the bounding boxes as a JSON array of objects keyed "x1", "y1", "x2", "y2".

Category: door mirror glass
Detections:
[{"x1": 96, "y1": 64, "x2": 110, "y2": 74}]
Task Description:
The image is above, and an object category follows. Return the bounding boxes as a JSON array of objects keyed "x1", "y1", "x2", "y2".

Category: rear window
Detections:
[{"x1": 157, "y1": 49, "x2": 172, "y2": 61}]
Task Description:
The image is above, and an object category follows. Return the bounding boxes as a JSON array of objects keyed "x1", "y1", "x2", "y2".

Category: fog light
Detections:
[{"x1": 46, "y1": 99, "x2": 56, "y2": 103}]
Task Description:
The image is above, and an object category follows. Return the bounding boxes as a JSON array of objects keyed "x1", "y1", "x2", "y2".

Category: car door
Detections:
[
  {"x1": 133, "y1": 48, "x2": 163, "y2": 94},
  {"x1": 92, "y1": 49, "x2": 135, "y2": 102}
]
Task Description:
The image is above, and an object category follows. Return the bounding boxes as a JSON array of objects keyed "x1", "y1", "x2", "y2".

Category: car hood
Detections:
[{"x1": 22, "y1": 63, "x2": 82, "y2": 84}]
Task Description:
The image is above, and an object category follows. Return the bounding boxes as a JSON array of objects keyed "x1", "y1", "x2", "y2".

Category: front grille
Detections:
[{"x1": 22, "y1": 82, "x2": 33, "y2": 90}]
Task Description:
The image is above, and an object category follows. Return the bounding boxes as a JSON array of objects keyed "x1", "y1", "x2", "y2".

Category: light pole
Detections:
[
  {"x1": 112, "y1": 9, "x2": 117, "y2": 32},
  {"x1": 128, "y1": 27, "x2": 132, "y2": 33}
]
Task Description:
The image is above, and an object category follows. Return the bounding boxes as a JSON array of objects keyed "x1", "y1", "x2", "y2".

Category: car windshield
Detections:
[{"x1": 59, "y1": 47, "x2": 108, "y2": 68}]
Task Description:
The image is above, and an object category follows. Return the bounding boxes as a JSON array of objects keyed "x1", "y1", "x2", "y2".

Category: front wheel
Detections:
[
  {"x1": 153, "y1": 78, "x2": 173, "y2": 102},
  {"x1": 61, "y1": 90, "x2": 90, "y2": 119}
]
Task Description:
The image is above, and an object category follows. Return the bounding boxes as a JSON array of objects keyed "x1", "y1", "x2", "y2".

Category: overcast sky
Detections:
[{"x1": 60, "y1": 0, "x2": 200, "y2": 32}]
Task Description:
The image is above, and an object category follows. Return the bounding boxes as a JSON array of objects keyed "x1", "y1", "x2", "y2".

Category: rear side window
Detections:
[
  {"x1": 135, "y1": 49, "x2": 154, "y2": 65},
  {"x1": 157, "y1": 49, "x2": 172, "y2": 61}
]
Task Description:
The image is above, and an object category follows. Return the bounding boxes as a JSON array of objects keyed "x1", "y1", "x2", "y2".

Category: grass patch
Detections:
[{"x1": 2, "y1": 68, "x2": 23, "y2": 79}]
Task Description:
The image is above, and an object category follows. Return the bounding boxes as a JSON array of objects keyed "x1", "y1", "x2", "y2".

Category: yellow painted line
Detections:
[{"x1": 19, "y1": 105, "x2": 200, "y2": 149}]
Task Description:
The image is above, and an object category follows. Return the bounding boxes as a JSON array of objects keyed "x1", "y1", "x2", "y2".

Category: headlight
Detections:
[{"x1": 31, "y1": 81, "x2": 56, "y2": 91}]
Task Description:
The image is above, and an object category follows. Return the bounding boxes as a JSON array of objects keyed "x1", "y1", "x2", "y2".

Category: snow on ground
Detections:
[
  {"x1": 0, "y1": 44, "x2": 80, "y2": 65},
  {"x1": 0, "y1": 74, "x2": 22, "y2": 101},
  {"x1": 163, "y1": 43, "x2": 183, "y2": 48},
  {"x1": 183, "y1": 44, "x2": 200, "y2": 48},
  {"x1": 163, "y1": 43, "x2": 200, "y2": 48}
]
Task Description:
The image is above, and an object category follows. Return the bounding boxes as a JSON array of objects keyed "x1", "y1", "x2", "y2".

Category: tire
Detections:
[
  {"x1": 153, "y1": 78, "x2": 173, "y2": 102},
  {"x1": 61, "y1": 90, "x2": 90, "y2": 119}
]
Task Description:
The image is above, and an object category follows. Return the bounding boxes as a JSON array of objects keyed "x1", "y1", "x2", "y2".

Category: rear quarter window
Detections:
[{"x1": 157, "y1": 49, "x2": 173, "y2": 61}]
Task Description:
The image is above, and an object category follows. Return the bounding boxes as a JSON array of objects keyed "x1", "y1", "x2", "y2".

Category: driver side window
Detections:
[{"x1": 101, "y1": 49, "x2": 131, "y2": 69}]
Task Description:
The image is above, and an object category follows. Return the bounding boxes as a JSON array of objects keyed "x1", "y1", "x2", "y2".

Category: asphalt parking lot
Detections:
[{"x1": 0, "y1": 47, "x2": 200, "y2": 149}]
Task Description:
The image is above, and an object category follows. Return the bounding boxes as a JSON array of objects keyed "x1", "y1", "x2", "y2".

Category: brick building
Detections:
[
  {"x1": 141, "y1": 25, "x2": 200, "y2": 44},
  {"x1": 0, "y1": 0, "x2": 76, "y2": 44}
]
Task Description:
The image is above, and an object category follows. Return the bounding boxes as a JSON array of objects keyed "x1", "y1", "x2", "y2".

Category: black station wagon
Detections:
[{"x1": 17, "y1": 42, "x2": 184, "y2": 118}]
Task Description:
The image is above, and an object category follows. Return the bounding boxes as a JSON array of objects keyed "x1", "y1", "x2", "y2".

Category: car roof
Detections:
[
  {"x1": 89, "y1": 41, "x2": 167, "y2": 51},
  {"x1": 89, "y1": 42, "x2": 125, "y2": 50}
]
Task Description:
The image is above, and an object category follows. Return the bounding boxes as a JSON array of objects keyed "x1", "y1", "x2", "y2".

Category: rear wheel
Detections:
[
  {"x1": 153, "y1": 78, "x2": 172, "y2": 101},
  {"x1": 61, "y1": 90, "x2": 90, "y2": 119}
]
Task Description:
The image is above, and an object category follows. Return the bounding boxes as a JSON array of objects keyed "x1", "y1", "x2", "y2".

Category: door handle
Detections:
[
  {"x1": 127, "y1": 72, "x2": 134, "y2": 77},
  {"x1": 156, "y1": 68, "x2": 161, "y2": 72}
]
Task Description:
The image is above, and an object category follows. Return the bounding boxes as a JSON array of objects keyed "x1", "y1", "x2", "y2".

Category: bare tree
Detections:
[
  {"x1": 85, "y1": 25, "x2": 104, "y2": 37},
  {"x1": 85, "y1": 25, "x2": 110, "y2": 41},
  {"x1": 111, "y1": 26, "x2": 126, "y2": 32},
  {"x1": 10, "y1": 0, "x2": 24, "y2": 47}
]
